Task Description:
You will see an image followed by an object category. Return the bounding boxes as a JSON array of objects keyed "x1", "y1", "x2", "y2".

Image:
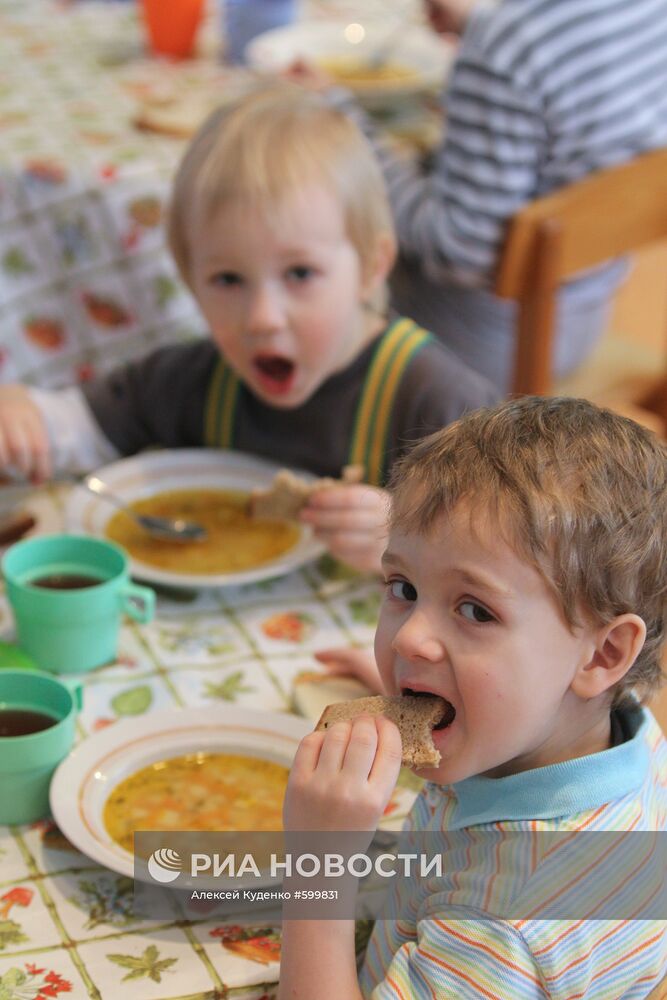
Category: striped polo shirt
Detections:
[
  {"x1": 361, "y1": 707, "x2": 667, "y2": 998},
  {"x1": 352, "y1": 0, "x2": 667, "y2": 288}
]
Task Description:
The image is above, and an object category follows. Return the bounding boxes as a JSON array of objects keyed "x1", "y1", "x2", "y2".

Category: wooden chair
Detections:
[{"x1": 495, "y1": 148, "x2": 667, "y2": 416}]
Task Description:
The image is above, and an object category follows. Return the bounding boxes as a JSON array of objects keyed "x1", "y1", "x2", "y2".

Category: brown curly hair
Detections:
[{"x1": 389, "y1": 396, "x2": 667, "y2": 707}]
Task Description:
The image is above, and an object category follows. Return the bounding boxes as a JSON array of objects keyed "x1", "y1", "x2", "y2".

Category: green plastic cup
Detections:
[
  {"x1": 2, "y1": 534, "x2": 155, "y2": 674},
  {"x1": 0, "y1": 669, "x2": 82, "y2": 825}
]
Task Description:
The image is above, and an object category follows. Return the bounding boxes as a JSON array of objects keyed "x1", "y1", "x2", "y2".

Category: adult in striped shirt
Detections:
[
  {"x1": 328, "y1": 0, "x2": 667, "y2": 392},
  {"x1": 278, "y1": 397, "x2": 667, "y2": 999}
]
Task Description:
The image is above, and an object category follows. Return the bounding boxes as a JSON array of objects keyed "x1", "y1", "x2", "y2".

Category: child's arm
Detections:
[
  {"x1": 278, "y1": 716, "x2": 402, "y2": 1000},
  {"x1": 314, "y1": 648, "x2": 385, "y2": 695},
  {"x1": 0, "y1": 384, "x2": 119, "y2": 482},
  {"x1": 299, "y1": 484, "x2": 389, "y2": 575},
  {"x1": 30, "y1": 386, "x2": 120, "y2": 475}
]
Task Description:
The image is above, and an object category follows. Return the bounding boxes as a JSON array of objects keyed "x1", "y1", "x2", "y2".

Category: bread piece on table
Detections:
[
  {"x1": 316, "y1": 694, "x2": 447, "y2": 768},
  {"x1": 249, "y1": 464, "x2": 364, "y2": 521},
  {"x1": 292, "y1": 671, "x2": 373, "y2": 723}
]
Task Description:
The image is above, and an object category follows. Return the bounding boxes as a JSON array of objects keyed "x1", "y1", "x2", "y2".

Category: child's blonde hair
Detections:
[
  {"x1": 167, "y1": 80, "x2": 396, "y2": 295},
  {"x1": 389, "y1": 397, "x2": 667, "y2": 706}
]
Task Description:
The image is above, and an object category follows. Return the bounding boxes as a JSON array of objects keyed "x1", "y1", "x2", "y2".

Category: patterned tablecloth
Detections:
[
  {"x1": 0, "y1": 0, "x2": 246, "y2": 391},
  {"x1": 0, "y1": 482, "x2": 418, "y2": 1000}
]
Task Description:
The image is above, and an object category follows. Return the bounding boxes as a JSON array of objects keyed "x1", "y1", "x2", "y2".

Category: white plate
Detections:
[
  {"x1": 246, "y1": 19, "x2": 454, "y2": 107},
  {"x1": 49, "y1": 706, "x2": 312, "y2": 882},
  {"x1": 64, "y1": 449, "x2": 324, "y2": 589}
]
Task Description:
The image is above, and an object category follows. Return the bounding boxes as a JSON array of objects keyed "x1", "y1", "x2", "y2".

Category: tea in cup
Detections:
[
  {"x1": 2, "y1": 534, "x2": 155, "y2": 674},
  {"x1": 0, "y1": 669, "x2": 82, "y2": 825}
]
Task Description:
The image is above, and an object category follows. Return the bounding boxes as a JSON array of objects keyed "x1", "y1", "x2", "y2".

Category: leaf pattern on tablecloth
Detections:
[
  {"x1": 2, "y1": 247, "x2": 33, "y2": 275},
  {"x1": 110, "y1": 685, "x2": 153, "y2": 717},
  {"x1": 153, "y1": 621, "x2": 236, "y2": 657},
  {"x1": 202, "y1": 671, "x2": 254, "y2": 702},
  {"x1": 68, "y1": 876, "x2": 138, "y2": 931},
  {"x1": 348, "y1": 591, "x2": 382, "y2": 625},
  {"x1": 106, "y1": 945, "x2": 177, "y2": 984},
  {"x1": 53, "y1": 214, "x2": 95, "y2": 267}
]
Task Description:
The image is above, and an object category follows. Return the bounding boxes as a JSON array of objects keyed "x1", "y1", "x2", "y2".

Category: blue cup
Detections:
[{"x1": 223, "y1": 0, "x2": 297, "y2": 64}]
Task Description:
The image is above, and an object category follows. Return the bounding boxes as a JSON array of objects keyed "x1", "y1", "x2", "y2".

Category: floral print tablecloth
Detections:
[
  {"x1": 0, "y1": 0, "x2": 234, "y2": 390},
  {"x1": 0, "y1": 484, "x2": 417, "y2": 999}
]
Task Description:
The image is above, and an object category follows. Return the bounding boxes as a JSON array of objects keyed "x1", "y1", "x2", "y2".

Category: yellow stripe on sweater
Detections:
[
  {"x1": 366, "y1": 327, "x2": 431, "y2": 484},
  {"x1": 348, "y1": 318, "x2": 416, "y2": 479}
]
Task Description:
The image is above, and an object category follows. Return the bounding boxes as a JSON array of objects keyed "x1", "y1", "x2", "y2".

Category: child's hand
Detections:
[
  {"x1": 300, "y1": 484, "x2": 389, "y2": 575},
  {"x1": 424, "y1": 0, "x2": 477, "y2": 35},
  {"x1": 314, "y1": 648, "x2": 385, "y2": 695},
  {"x1": 284, "y1": 715, "x2": 402, "y2": 833},
  {"x1": 0, "y1": 385, "x2": 52, "y2": 483}
]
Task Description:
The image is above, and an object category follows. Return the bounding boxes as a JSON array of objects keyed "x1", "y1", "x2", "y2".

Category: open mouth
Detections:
[
  {"x1": 403, "y1": 688, "x2": 456, "y2": 730},
  {"x1": 253, "y1": 355, "x2": 295, "y2": 383}
]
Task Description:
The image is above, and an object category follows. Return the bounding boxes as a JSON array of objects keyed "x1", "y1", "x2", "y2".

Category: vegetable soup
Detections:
[{"x1": 104, "y1": 752, "x2": 289, "y2": 853}]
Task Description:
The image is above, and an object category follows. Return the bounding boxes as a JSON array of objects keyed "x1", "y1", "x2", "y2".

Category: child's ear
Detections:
[
  {"x1": 361, "y1": 233, "x2": 396, "y2": 300},
  {"x1": 571, "y1": 614, "x2": 647, "y2": 700}
]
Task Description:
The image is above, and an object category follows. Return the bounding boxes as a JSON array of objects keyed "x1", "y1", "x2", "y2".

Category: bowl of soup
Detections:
[
  {"x1": 49, "y1": 706, "x2": 312, "y2": 881},
  {"x1": 64, "y1": 449, "x2": 325, "y2": 588},
  {"x1": 246, "y1": 19, "x2": 455, "y2": 108}
]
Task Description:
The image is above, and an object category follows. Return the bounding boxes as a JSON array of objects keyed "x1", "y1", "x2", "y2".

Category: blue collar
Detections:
[{"x1": 447, "y1": 706, "x2": 648, "y2": 829}]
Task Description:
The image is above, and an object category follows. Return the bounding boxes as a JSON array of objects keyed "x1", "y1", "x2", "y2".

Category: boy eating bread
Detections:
[{"x1": 279, "y1": 396, "x2": 667, "y2": 999}]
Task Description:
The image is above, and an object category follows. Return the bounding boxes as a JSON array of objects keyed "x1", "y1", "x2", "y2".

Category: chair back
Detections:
[
  {"x1": 646, "y1": 974, "x2": 667, "y2": 999},
  {"x1": 495, "y1": 148, "x2": 667, "y2": 395}
]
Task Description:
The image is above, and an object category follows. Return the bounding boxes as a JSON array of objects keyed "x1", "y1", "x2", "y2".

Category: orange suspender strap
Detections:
[{"x1": 348, "y1": 318, "x2": 434, "y2": 486}]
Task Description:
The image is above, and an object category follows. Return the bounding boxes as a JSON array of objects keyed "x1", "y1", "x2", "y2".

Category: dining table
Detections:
[
  {"x1": 0, "y1": 1, "x2": 439, "y2": 994},
  {"x1": 0, "y1": 475, "x2": 421, "y2": 1000}
]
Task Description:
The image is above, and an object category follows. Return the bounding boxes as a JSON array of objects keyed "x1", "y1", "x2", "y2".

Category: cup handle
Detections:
[
  {"x1": 120, "y1": 583, "x2": 156, "y2": 624},
  {"x1": 64, "y1": 678, "x2": 84, "y2": 711}
]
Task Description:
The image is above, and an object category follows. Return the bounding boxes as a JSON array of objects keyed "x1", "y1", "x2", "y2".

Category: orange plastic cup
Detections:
[{"x1": 140, "y1": 0, "x2": 205, "y2": 59}]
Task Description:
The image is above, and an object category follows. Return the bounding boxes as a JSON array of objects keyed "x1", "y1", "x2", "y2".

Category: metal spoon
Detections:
[{"x1": 82, "y1": 475, "x2": 207, "y2": 543}]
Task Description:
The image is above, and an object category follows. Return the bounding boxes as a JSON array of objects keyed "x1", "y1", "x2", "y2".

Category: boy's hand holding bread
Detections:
[
  {"x1": 284, "y1": 712, "x2": 403, "y2": 833},
  {"x1": 284, "y1": 693, "x2": 449, "y2": 835},
  {"x1": 250, "y1": 465, "x2": 389, "y2": 575}
]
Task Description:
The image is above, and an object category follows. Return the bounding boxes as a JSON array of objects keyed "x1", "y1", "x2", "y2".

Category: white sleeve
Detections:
[{"x1": 28, "y1": 386, "x2": 120, "y2": 474}]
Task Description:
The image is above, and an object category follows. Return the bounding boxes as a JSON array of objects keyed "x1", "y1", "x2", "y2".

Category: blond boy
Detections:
[{"x1": 0, "y1": 82, "x2": 496, "y2": 573}]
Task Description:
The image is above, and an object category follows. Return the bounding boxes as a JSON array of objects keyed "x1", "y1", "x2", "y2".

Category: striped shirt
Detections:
[
  {"x1": 361, "y1": 707, "x2": 667, "y2": 998},
  {"x1": 347, "y1": 0, "x2": 667, "y2": 288}
]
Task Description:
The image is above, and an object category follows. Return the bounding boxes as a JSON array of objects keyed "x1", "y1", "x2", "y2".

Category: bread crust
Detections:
[
  {"x1": 316, "y1": 694, "x2": 446, "y2": 767},
  {"x1": 249, "y1": 465, "x2": 364, "y2": 521}
]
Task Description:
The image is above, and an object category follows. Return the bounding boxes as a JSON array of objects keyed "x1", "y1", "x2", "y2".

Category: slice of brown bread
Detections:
[
  {"x1": 316, "y1": 694, "x2": 446, "y2": 768},
  {"x1": 249, "y1": 464, "x2": 364, "y2": 521}
]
